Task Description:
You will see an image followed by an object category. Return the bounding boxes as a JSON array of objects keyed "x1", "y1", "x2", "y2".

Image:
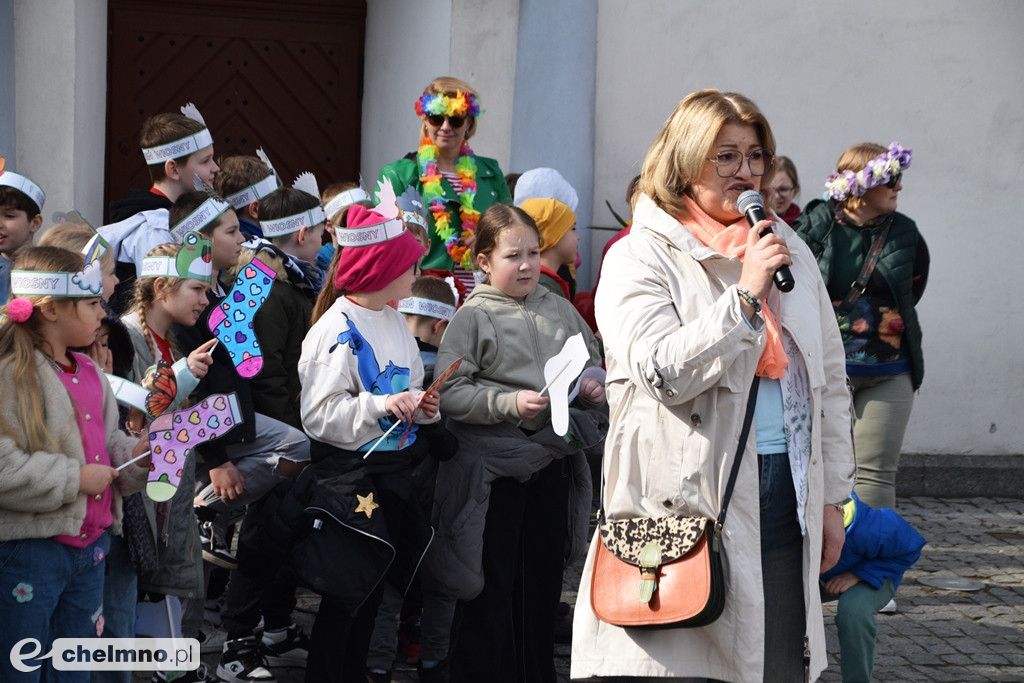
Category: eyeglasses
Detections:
[
  {"x1": 773, "y1": 185, "x2": 795, "y2": 195},
  {"x1": 706, "y1": 148, "x2": 775, "y2": 178},
  {"x1": 426, "y1": 114, "x2": 468, "y2": 129},
  {"x1": 885, "y1": 173, "x2": 902, "y2": 189}
]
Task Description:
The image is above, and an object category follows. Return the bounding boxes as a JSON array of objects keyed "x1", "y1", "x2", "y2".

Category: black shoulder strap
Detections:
[{"x1": 716, "y1": 375, "x2": 761, "y2": 536}]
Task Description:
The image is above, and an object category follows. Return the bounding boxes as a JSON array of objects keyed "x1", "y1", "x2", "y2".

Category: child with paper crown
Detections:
[
  {"x1": 161, "y1": 189, "x2": 310, "y2": 675},
  {"x1": 210, "y1": 175, "x2": 330, "y2": 682},
  {"x1": 100, "y1": 104, "x2": 220, "y2": 314},
  {"x1": 318, "y1": 179, "x2": 373, "y2": 273},
  {"x1": 0, "y1": 160, "x2": 45, "y2": 305},
  {"x1": 431, "y1": 203, "x2": 606, "y2": 682},
  {"x1": 215, "y1": 150, "x2": 280, "y2": 240},
  {"x1": 117, "y1": 236, "x2": 220, "y2": 673},
  {"x1": 295, "y1": 179, "x2": 440, "y2": 682},
  {"x1": 0, "y1": 246, "x2": 152, "y2": 681},
  {"x1": 520, "y1": 197, "x2": 579, "y2": 301},
  {"x1": 820, "y1": 493, "x2": 926, "y2": 682},
  {"x1": 365, "y1": 274, "x2": 462, "y2": 681}
]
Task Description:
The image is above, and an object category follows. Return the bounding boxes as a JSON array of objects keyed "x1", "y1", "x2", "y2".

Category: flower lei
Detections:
[
  {"x1": 825, "y1": 142, "x2": 912, "y2": 202},
  {"x1": 417, "y1": 137, "x2": 479, "y2": 268}
]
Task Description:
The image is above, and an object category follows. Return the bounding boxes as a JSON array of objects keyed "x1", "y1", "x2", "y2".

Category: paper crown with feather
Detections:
[
  {"x1": 333, "y1": 177, "x2": 408, "y2": 247},
  {"x1": 324, "y1": 177, "x2": 371, "y2": 222},
  {"x1": 397, "y1": 186, "x2": 428, "y2": 229},
  {"x1": 261, "y1": 172, "x2": 327, "y2": 238},
  {"x1": 140, "y1": 231, "x2": 214, "y2": 283},
  {"x1": 141, "y1": 102, "x2": 215, "y2": 165},
  {"x1": 10, "y1": 233, "x2": 105, "y2": 297},
  {"x1": 0, "y1": 158, "x2": 45, "y2": 212},
  {"x1": 169, "y1": 175, "x2": 232, "y2": 242},
  {"x1": 225, "y1": 148, "x2": 282, "y2": 210}
]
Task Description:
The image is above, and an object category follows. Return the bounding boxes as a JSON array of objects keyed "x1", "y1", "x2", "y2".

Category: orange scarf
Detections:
[{"x1": 681, "y1": 196, "x2": 788, "y2": 379}]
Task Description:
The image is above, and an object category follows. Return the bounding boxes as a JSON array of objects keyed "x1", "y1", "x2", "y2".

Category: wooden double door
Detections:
[{"x1": 105, "y1": 0, "x2": 366, "y2": 219}]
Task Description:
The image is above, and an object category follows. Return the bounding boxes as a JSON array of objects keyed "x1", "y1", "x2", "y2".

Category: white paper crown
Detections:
[
  {"x1": 140, "y1": 231, "x2": 213, "y2": 283},
  {"x1": 396, "y1": 296, "x2": 456, "y2": 321},
  {"x1": 141, "y1": 102, "x2": 214, "y2": 165},
  {"x1": 334, "y1": 177, "x2": 408, "y2": 248},
  {"x1": 0, "y1": 160, "x2": 46, "y2": 212},
  {"x1": 225, "y1": 148, "x2": 281, "y2": 210},
  {"x1": 11, "y1": 236, "x2": 104, "y2": 297},
  {"x1": 169, "y1": 196, "x2": 231, "y2": 242},
  {"x1": 261, "y1": 172, "x2": 327, "y2": 238},
  {"x1": 324, "y1": 187, "x2": 370, "y2": 221},
  {"x1": 397, "y1": 186, "x2": 427, "y2": 228}
]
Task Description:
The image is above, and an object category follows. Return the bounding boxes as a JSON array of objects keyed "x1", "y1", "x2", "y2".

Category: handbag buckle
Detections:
[{"x1": 637, "y1": 541, "x2": 662, "y2": 603}]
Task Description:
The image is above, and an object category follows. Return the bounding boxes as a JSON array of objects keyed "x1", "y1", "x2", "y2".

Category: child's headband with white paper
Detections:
[
  {"x1": 141, "y1": 102, "x2": 214, "y2": 165},
  {"x1": 0, "y1": 158, "x2": 45, "y2": 212},
  {"x1": 397, "y1": 297, "x2": 456, "y2": 321},
  {"x1": 10, "y1": 234, "x2": 105, "y2": 297},
  {"x1": 261, "y1": 172, "x2": 326, "y2": 238}
]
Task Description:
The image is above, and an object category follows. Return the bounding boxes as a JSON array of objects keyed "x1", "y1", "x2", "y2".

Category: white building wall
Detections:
[
  {"x1": 13, "y1": 0, "x2": 106, "y2": 229},
  {"x1": 592, "y1": 0, "x2": 1024, "y2": 456}
]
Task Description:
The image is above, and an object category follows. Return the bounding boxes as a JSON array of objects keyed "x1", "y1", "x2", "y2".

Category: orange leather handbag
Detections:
[{"x1": 590, "y1": 377, "x2": 758, "y2": 629}]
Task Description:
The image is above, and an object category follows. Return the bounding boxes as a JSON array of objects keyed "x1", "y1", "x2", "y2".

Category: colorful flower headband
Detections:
[
  {"x1": 825, "y1": 142, "x2": 912, "y2": 202},
  {"x1": 414, "y1": 90, "x2": 482, "y2": 119}
]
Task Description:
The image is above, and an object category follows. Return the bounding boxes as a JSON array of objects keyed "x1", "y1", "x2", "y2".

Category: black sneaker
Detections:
[
  {"x1": 151, "y1": 663, "x2": 211, "y2": 682},
  {"x1": 217, "y1": 637, "x2": 275, "y2": 683},
  {"x1": 198, "y1": 518, "x2": 238, "y2": 570},
  {"x1": 416, "y1": 659, "x2": 449, "y2": 683},
  {"x1": 260, "y1": 623, "x2": 309, "y2": 668}
]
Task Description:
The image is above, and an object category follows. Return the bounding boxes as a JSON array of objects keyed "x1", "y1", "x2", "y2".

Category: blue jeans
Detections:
[
  {"x1": 0, "y1": 533, "x2": 110, "y2": 682},
  {"x1": 821, "y1": 578, "x2": 896, "y2": 682},
  {"x1": 92, "y1": 534, "x2": 137, "y2": 683},
  {"x1": 759, "y1": 452, "x2": 805, "y2": 682}
]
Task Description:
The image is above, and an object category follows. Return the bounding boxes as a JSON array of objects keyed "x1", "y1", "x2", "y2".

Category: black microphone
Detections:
[{"x1": 737, "y1": 190, "x2": 795, "y2": 292}]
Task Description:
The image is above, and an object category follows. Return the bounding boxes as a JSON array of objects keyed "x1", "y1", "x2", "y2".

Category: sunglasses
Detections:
[
  {"x1": 426, "y1": 114, "x2": 469, "y2": 129},
  {"x1": 885, "y1": 173, "x2": 902, "y2": 189}
]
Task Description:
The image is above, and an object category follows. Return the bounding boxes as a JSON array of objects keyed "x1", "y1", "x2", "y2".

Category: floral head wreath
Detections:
[
  {"x1": 825, "y1": 142, "x2": 912, "y2": 202},
  {"x1": 414, "y1": 90, "x2": 482, "y2": 119}
]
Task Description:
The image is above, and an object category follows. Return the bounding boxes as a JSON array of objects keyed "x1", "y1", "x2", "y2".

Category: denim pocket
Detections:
[{"x1": 0, "y1": 539, "x2": 25, "y2": 572}]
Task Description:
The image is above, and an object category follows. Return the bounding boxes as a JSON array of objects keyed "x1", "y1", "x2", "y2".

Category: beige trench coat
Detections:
[{"x1": 571, "y1": 195, "x2": 855, "y2": 682}]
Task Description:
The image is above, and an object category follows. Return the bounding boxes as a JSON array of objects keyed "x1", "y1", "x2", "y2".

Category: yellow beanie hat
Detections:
[{"x1": 520, "y1": 198, "x2": 576, "y2": 252}]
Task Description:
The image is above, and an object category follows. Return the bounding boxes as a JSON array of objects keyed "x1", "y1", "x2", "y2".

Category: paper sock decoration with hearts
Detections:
[
  {"x1": 208, "y1": 256, "x2": 275, "y2": 378},
  {"x1": 146, "y1": 392, "x2": 243, "y2": 502}
]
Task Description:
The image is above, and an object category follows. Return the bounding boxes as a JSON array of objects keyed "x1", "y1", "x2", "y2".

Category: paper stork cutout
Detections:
[{"x1": 543, "y1": 333, "x2": 590, "y2": 436}]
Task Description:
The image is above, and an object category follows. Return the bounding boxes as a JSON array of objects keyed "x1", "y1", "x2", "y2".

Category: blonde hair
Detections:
[
  {"x1": 311, "y1": 246, "x2": 343, "y2": 325},
  {"x1": 0, "y1": 246, "x2": 86, "y2": 452},
  {"x1": 129, "y1": 243, "x2": 186, "y2": 363},
  {"x1": 638, "y1": 89, "x2": 776, "y2": 219},
  {"x1": 419, "y1": 76, "x2": 481, "y2": 140},
  {"x1": 835, "y1": 143, "x2": 887, "y2": 214},
  {"x1": 37, "y1": 222, "x2": 115, "y2": 275}
]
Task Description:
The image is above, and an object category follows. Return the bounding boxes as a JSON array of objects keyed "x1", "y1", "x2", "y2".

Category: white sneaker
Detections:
[{"x1": 879, "y1": 598, "x2": 897, "y2": 614}]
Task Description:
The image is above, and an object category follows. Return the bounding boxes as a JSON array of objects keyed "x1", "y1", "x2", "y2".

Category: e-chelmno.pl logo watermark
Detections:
[{"x1": 10, "y1": 638, "x2": 199, "y2": 673}]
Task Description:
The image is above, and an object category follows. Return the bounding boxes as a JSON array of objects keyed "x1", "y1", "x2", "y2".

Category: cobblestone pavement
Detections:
[{"x1": 196, "y1": 496, "x2": 1022, "y2": 682}]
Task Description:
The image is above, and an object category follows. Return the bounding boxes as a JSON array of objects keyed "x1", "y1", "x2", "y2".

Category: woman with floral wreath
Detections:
[
  {"x1": 793, "y1": 142, "x2": 928, "y2": 510},
  {"x1": 377, "y1": 77, "x2": 513, "y2": 292}
]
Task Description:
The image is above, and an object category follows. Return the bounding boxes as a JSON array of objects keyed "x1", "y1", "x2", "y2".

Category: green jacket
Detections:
[
  {"x1": 436, "y1": 283, "x2": 602, "y2": 432},
  {"x1": 377, "y1": 154, "x2": 512, "y2": 270},
  {"x1": 793, "y1": 199, "x2": 926, "y2": 390}
]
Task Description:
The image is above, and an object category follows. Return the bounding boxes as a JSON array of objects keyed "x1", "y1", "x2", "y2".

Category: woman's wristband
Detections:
[{"x1": 736, "y1": 287, "x2": 761, "y2": 314}]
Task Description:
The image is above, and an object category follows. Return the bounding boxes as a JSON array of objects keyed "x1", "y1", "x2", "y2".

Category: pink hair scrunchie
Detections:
[{"x1": 7, "y1": 297, "x2": 34, "y2": 323}]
